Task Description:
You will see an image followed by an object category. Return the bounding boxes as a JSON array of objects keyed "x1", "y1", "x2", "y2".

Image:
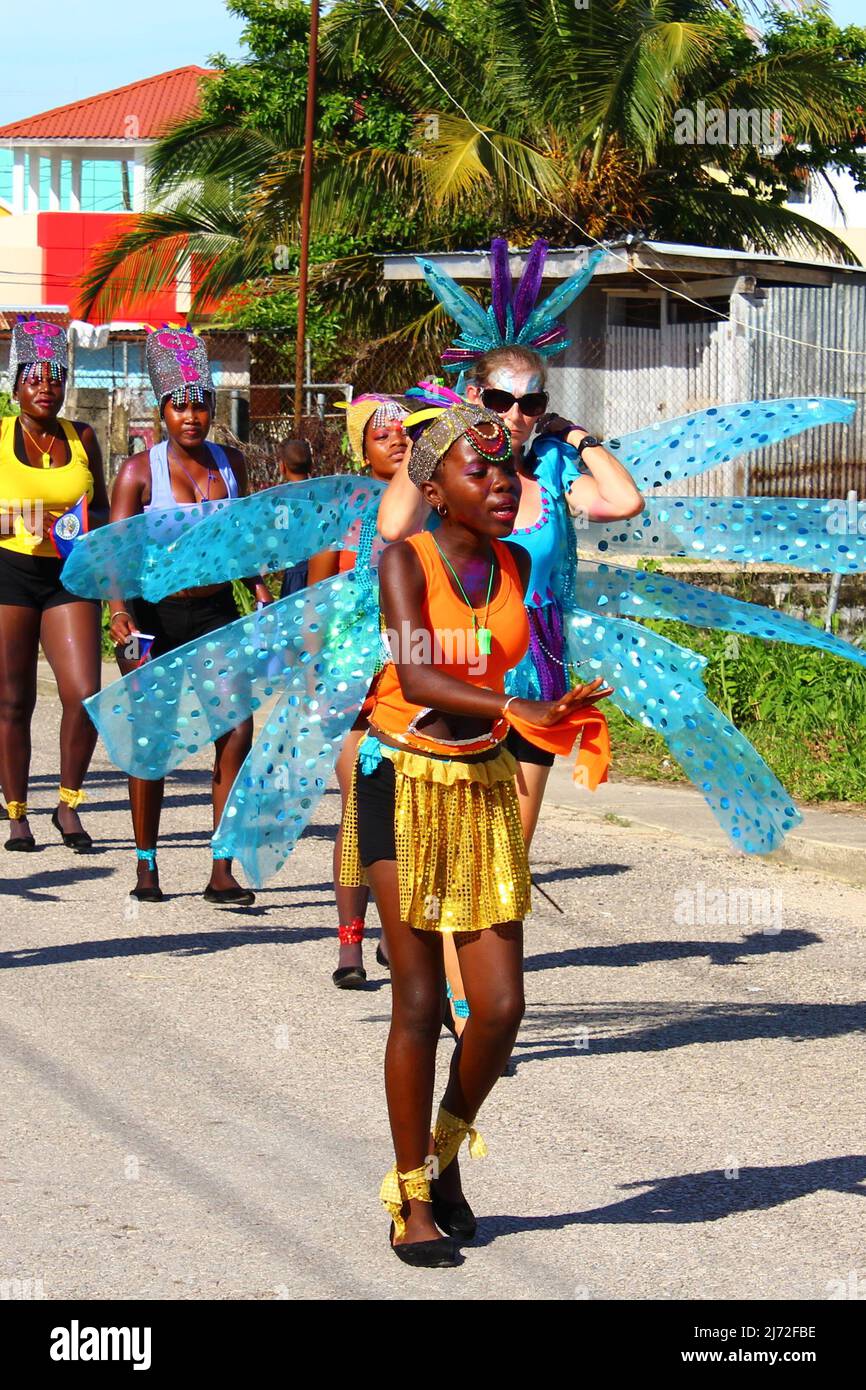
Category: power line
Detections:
[{"x1": 374, "y1": 0, "x2": 866, "y2": 361}]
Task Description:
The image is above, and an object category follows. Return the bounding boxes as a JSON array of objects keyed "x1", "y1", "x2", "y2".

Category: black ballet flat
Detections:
[
  {"x1": 202, "y1": 884, "x2": 256, "y2": 906},
  {"x1": 130, "y1": 885, "x2": 165, "y2": 904},
  {"x1": 375, "y1": 943, "x2": 390, "y2": 968},
  {"x1": 332, "y1": 965, "x2": 367, "y2": 990},
  {"x1": 4, "y1": 833, "x2": 36, "y2": 852},
  {"x1": 431, "y1": 1189, "x2": 477, "y2": 1242},
  {"x1": 51, "y1": 810, "x2": 93, "y2": 852},
  {"x1": 389, "y1": 1222, "x2": 460, "y2": 1267}
]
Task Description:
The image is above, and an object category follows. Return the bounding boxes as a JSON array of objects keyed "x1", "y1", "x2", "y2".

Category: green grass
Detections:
[{"x1": 608, "y1": 619, "x2": 866, "y2": 804}]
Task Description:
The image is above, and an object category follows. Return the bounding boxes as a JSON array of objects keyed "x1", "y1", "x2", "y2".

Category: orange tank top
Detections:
[{"x1": 371, "y1": 530, "x2": 529, "y2": 755}]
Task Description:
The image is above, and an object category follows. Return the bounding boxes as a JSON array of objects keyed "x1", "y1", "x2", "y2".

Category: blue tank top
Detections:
[
  {"x1": 511, "y1": 436, "x2": 582, "y2": 609},
  {"x1": 145, "y1": 439, "x2": 239, "y2": 510}
]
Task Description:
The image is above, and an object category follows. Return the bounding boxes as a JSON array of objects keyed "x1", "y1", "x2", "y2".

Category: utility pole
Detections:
[{"x1": 294, "y1": 0, "x2": 320, "y2": 431}]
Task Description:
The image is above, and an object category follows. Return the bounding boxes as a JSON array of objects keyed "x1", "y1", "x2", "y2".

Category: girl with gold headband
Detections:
[
  {"x1": 341, "y1": 396, "x2": 612, "y2": 1265},
  {"x1": 323, "y1": 394, "x2": 410, "y2": 990}
]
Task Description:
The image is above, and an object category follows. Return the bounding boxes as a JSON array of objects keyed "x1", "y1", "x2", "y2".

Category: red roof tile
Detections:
[{"x1": 0, "y1": 66, "x2": 218, "y2": 142}]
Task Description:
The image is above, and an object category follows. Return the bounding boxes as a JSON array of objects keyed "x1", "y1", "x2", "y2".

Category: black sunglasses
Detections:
[{"x1": 480, "y1": 386, "x2": 549, "y2": 418}]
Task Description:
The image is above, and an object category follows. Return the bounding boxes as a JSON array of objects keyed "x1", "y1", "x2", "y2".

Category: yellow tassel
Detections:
[
  {"x1": 58, "y1": 786, "x2": 86, "y2": 809},
  {"x1": 380, "y1": 1162, "x2": 432, "y2": 1241},
  {"x1": 6, "y1": 800, "x2": 28, "y2": 820},
  {"x1": 433, "y1": 1105, "x2": 488, "y2": 1175}
]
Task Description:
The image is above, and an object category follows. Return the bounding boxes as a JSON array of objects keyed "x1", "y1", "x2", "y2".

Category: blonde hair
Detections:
[{"x1": 469, "y1": 345, "x2": 547, "y2": 389}]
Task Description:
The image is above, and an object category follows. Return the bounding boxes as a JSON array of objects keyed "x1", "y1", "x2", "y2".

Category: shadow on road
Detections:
[
  {"x1": 509, "y1": 997, "x2": 866, "y2": 1064},
  {"x1": 0, "y1": 924, "x2": 355, "y2": 969},
  {"x1": 475, "y1": 1154, "x2": 866, "y2": 1240},
  {"x1": 524, "y1": 928, "x2": 821, "y2": 973},
  {"x1": 0, "y1": 865, "x2": 116, "y2": 902}
]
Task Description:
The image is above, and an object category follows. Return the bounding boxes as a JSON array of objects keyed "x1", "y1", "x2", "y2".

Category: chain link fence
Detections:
[{"x1": 3, "y1": 323, "x2": 863, "y2": 498}]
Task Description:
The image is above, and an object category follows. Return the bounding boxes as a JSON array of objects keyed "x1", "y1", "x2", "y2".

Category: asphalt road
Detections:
[{"x1": 3, "y1": 686, "x2": 866, "y2": 1301}]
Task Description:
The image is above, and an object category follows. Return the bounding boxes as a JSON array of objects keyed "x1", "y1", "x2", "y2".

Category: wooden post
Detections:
[{"x1": 294, "y1": 0, "x2": 320, "y2": 431}]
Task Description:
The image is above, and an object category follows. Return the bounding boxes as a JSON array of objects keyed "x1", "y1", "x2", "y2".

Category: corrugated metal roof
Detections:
[{"x1": 0, "y1": 66, "x2": 217, "y2": 143}]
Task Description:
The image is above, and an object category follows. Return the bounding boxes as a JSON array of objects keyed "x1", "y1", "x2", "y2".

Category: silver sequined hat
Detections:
[
  {"x1": 145, "y1": 326, "x2": 215, "y2": 413},
  {"x1": 10, "y1": 318, "x2": 69, "y2": 391},
  {"x1": 405, "y1": 403, "x2": 512, "y2": 486}
]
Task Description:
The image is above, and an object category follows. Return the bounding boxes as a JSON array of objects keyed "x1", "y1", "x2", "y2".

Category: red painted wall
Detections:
[{"x1": 38, "y1": 212, "x2": 179, "y2": 322}]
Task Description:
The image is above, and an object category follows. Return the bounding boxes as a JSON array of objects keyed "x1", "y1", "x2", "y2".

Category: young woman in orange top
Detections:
[{"x1": 339, "y1": 400, "x2": 611, "y2": 1266}]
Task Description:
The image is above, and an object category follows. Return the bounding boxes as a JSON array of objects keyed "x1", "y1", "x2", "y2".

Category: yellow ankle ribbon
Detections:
[
  {"x1": 6, "y1": 800, "x2": 28, "y2": 820},
  {"x1": 433, "y1": 1105, "x2": 488, "y2": 1175},
  {"x1": 380, "y1": 1163, "x2": 432, "y2": 1242},
  {"x1": 59, "y1": 787, "x2": 86, "y2": 809}
]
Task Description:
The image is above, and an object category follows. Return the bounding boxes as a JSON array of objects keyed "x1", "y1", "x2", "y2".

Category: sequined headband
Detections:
[
  {"x1": 335, "y1": 394, "x2": 408, "y2": 464},
  {"x1": 10, "y1": 318, "x2": 68, "y2": 390},
  {"x1": 405, "y1": 403, "x2": 512, "y2": 486},
  {"x1": 146, "y1": 326, "x2": 215, "y2": 412}
]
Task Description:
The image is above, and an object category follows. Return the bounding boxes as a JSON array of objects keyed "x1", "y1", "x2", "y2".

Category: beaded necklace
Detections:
[
  {"x1": 431, "y1": 537, "x2": 497, "y2": 656},
  {"x1": 168, "y1": 445, "x2": 218, "y2": 503}
]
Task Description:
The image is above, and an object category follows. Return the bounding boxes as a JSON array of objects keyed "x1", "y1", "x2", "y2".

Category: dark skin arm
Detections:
[
  {"x1": 74, "y1": 421, "x2": 109, "y2": 527},
  {"x1": 377, "y1": 539, "x2": 611, "y2": 738}
]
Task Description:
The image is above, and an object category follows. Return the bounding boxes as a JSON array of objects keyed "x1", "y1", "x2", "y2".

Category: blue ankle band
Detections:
[{"x1": 136, "y1": 848, "x2": 156, "y2": 868}]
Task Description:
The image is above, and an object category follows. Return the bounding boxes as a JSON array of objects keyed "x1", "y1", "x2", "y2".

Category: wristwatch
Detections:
[{"x1": 575, "y1": 434, "x2": 602, "y2": 459}]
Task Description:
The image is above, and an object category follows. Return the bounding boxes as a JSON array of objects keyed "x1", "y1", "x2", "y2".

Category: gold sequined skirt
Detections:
[{"x1": 340, "y1": 741, "x2": 531, "y2": 933}]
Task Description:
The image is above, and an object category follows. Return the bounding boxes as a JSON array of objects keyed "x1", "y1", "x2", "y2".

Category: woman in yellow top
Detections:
[{"x1": 0, "y1": 319, "x2": 108, "y2": 851}]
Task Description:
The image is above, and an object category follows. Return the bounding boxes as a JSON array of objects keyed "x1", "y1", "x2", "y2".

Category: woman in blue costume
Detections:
[{"x1": 107, "y1": 328, "x2": 272, "y2": 905}]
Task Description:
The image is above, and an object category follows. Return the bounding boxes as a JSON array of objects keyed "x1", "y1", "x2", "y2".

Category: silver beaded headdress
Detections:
[
  {"x1": 404, "y1": 402, "x2": 512, "y2": 486},
  {"x1": 145, "y1": 325, "x2": 215, "y2": 413},
  {"x1": 10, "y1": 317, "x2": 68, "y2": 390}
]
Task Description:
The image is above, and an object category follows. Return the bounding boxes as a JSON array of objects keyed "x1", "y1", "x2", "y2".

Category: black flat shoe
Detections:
[
  {"x1": 5, "y1": 834, "x2": 36, "y2": 852},
  {"x1": 51, "y1": 810, "x2": 93, "y2": 852},
  {"x1": 130, "y1": 885, "x2": 165, "y2": 904},
  {"x1": 389, "y1": 1222, "x2": 460, "y2": 1267},
  {"x1": 332, "y1": 965, "x2": 367, "y2": 990},
  {"x1": 202, "y1": 884, "x2": 256, "y2": 906},
  {"x1": 375, "y1": 943, "x2": 390, "y2": 968},
  {"x1": 431, "y1": 1189, "x2": 477, "y2": 1241}
]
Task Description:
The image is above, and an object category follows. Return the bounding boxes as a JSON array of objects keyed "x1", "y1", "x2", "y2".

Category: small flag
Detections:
[
  {"x1": 130, "y1": 631, "x2": 156, "y2": 665},
  {"x1": 50, "y1": 494, "x2": 89, "y2": 559}
]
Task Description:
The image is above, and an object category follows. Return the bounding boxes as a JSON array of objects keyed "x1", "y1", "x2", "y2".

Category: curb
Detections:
[{"x1": 544, "y1": 797, "x2": 866, "y2": 890}]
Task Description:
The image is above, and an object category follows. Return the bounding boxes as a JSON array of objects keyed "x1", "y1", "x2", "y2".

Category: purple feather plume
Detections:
[
  {"x1": 489, "y1": 238, "x2": 512, "y2": 338},
  {"x1": 512, "y1": 239, "x2": 548, "y2": 334}
]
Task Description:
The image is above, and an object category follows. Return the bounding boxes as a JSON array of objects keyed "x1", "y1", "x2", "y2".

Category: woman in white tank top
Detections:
[{"x1": 106, "y1": 329, "x2": 272, "y2": 906}]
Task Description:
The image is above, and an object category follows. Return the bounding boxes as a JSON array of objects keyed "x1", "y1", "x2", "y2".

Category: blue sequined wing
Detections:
[
  {"x1": 605, "y1": 398, "x2": 855, "y2": 492},
  {"x1": 83, "y1": 571, "x2": 376, "y2": 778},
  {"x1": 210, "y1": 609, "x2": 381, "y2": 887},
  {"x1": 61, "y1": 500, "x2": 231, "y2": 601},
  {"x1": 573, "y1": 564, "x2": 866, "y2": 669},
  {"x1": 564, "y1": 607, "x2": 802, "y2": 852},
  {"x1": 582, "y1": 497, "x2": 866, "y2": 573},
  {"x1": 63, "y1": 475, "x2": 384, "y2": 601}
]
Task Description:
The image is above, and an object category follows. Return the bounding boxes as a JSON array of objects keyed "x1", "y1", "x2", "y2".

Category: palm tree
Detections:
[{"x1": 78, "y1": 0, "x2": 864, "y2": 356}]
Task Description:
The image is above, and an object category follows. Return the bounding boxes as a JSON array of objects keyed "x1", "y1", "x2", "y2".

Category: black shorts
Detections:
[
  {"x1": 356, "y1": 755, "x2": 397, "y2": 867},
  {"x1": 0, "y1": 546, "x2": 98, "y2": 612},
  {"x1": 132, "y1": 586, "x2": 239, "y2": 659},
  {"x1": 505, "y1": 725, "x2": 555, "y2": 768},
  {"x1": 280, "y1": 560, "x2": 309, "y2": 597}
]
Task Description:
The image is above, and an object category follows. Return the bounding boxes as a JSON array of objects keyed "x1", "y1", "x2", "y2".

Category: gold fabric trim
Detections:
[
  {"x1": 58, "y1": 786, "x2": 86, "y2": 809},
  {"x1": 433, "y1": 1105, "x2": 488, "y2": 1175},
  {"x1": 380, "y1": 1162, "x2": 432, "y2": 1241}
]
